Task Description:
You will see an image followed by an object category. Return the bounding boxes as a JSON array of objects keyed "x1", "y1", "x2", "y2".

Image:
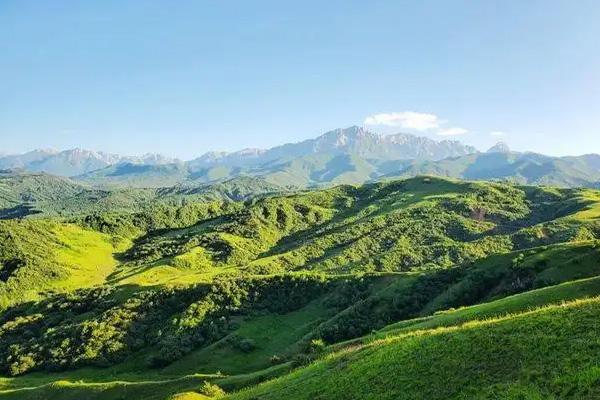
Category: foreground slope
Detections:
[
  {"x1": 231, "y1": 296, "x2": 600, "y2": 400},
  {"x1": 4, "y1": 277, "x2": 600, "y2": 400},
  {"x1": 2, "y1": 241, "x2": 600, "y2": 398}
]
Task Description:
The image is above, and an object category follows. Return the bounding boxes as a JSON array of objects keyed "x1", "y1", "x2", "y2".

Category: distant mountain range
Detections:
[
  {"x1": 0, "y1": 148, "x2": 179, "y2": 177},
  {"x1": 2, "y1": 126, "x2": 600, "y2": 188},
  {"x1": 188, "y1": 126, "x2": 477, "y2": 168},
  {"x1": 76, "y1": 126, "x2": 477, "y2": 188}
]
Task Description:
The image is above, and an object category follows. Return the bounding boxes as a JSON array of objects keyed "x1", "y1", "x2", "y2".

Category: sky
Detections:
[{"x1": 1, "y1": 0, "x2": 599, "y2": 159}]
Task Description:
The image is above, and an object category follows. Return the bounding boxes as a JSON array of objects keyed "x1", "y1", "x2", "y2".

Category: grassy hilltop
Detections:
[{"x1": 0, "y1": 176, "x2": 600, "y2": 399}]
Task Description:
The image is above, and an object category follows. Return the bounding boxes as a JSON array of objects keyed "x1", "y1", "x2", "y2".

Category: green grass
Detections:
[
  {"x1": 0, "y1": 374, "x2": 217, "y2": 400},
  {"x1": 1, "y1": 177, "x2": 600, "y2": 399},
  {"x1": 568, "y1": 189, "x2": 600, "y2": 221},
  {"x1": 111, "y1": 262, "x2": 227, "y2": 287},
  {"x1": 51, "y1": 224, "x2": 125, "y2": 290},
  {"x1": 163, "y1": 299, "x2": 334, "y2": 376},
  {"x1": 0, "y1": 221, "x2": 123, "y2": 308},
  {"x1": 381, "y1": 274, "x2": 600, "y2": 335},
  {"x1": 325, "y1": 272, "x2": 600, "y2": 355},
  {"x1": 229, "y1": 296, "x2": 600, "y2": 400},
  {"x1": 168, "y1": 392, "x2": 210, "y2": 400},
  {"x1": 419, "y1": 240, "x2": 600, "y2": 316}
]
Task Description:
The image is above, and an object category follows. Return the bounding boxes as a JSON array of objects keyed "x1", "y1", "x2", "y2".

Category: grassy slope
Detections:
[
  {"x1": 374, "y1": 274, "x2": 600, "y2": 341},
  {"x1": 0, "y1": 374, "x2": 216, "y2": 400},
  {"x1": 3, "y1": 176, "x2": 592, "y2": 299},
  {"x1": 230, "y1": 296, "x2": 600, "y2": 400},
  {"x1": 162, "y1": 298, "x2": 332, "y2": 376},
  {"x1": 113, "y1": 176, "x2": 591, "y2": 284},
  {"x1": 569, "y1": 188, "x2": 600, "y2": 220},
  {"x1": 419, "y1": 240, "x2": 600, "y2": 316},
  {"x1": 0, "y1": 221, "x2": 123, "y2": 308},
  {"x1": 4, "y1": 270, "x2": 600, "y2": 400},
  {"x1": 1, "y1": 177, "x2": 600, "y2": 399},
  {"x1": 51, "y1": 224, "x2": 128, "y2": 289},
  {"x1": 358, "y1": 276, "x2": 600, "y2": 342}
]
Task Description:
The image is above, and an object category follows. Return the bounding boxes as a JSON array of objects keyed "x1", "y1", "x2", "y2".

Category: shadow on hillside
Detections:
[{"x1": 0, "y1": 204, "x2": 40, "y2": 219}]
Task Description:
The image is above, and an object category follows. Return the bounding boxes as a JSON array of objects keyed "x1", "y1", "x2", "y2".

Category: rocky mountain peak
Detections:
[{"x1": 487, "y1": 142, "x2": 511, "y2": 153}]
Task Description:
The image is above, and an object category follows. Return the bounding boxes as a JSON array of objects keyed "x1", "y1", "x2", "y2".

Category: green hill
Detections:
[
  {"x1": 0, "y1": 171, "x2": 283, "y2": 219},
  {"x1": 78, "y1": 163, "x2": 192, "y2": 189},
  {"x1": 0, "y1": 219, "x2": 127, "y2": 308},
  {"x1": 4, "y1": 270, "x2": 600, "y2": 400},
  {"x1": 0, "y1": 176, "x2": 600, "y2": 399},
  {"x1": 0, "y1": 170, "x2": 158, "y2": 218},
  {"x1": 395, "y1": 151, "x2": 600, "y2": 187},
  {"x1": 230, "y1": 295, "x2": 600, "y2": 400}
]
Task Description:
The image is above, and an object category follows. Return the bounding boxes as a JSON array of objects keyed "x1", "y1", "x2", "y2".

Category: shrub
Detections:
[
  {"x1": 291, "y1": 353, "x2": 313, "y2": 367},
  {"x1": 8, "y1": 354, "x2": 36, "y2": 376},
  {"x1": 308, "y1": 339, "x2": 326, "y2": 355},
  {"x1": 237, "y1": 338, "x2": 256, "y2": 353},
  {"x1": 269, "y1": 355, "x2": 282, "y2": 364},
  {"x1": 197, "y1": 381, "x2": 226, "y2": 397}
]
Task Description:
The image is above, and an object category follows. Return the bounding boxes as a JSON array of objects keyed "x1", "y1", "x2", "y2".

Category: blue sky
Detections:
[{"x1": 1, "y1": 0, "x2": 599, "y2": 159}]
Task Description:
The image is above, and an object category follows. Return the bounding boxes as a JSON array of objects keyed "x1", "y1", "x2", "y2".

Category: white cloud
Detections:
[
  {"x1": 364, "y1": 110, "x2": 472, "y2": 137},
  {"x1": 363, "y1": 111, "x2": 440, "y2": 131},
  {"x1": 490, "y1": 131, "x2": 506, "y2": 136},
  {"x1": 437, "y1": 127, "x2": 468, "y2": 136}
]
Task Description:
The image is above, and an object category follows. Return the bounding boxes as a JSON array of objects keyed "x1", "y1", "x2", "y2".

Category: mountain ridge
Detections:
[
  {"x1": 1, "y1": 127, "x2": 476, "y2": 177},
  {"x1": 3, "y1": 127, "x2": 600, "y2": 188},
  {"x1": 188, "y1": 126, "x2": 477, "y2": 168}
]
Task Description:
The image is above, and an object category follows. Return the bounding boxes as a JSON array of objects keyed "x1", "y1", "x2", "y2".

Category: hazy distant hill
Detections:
[
  {"x1": 394, "y1": 143, "x2": 600, "y2": 187},
  {"x1": 78, "y1": 162, "x2": 190, "y2": 188}
]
